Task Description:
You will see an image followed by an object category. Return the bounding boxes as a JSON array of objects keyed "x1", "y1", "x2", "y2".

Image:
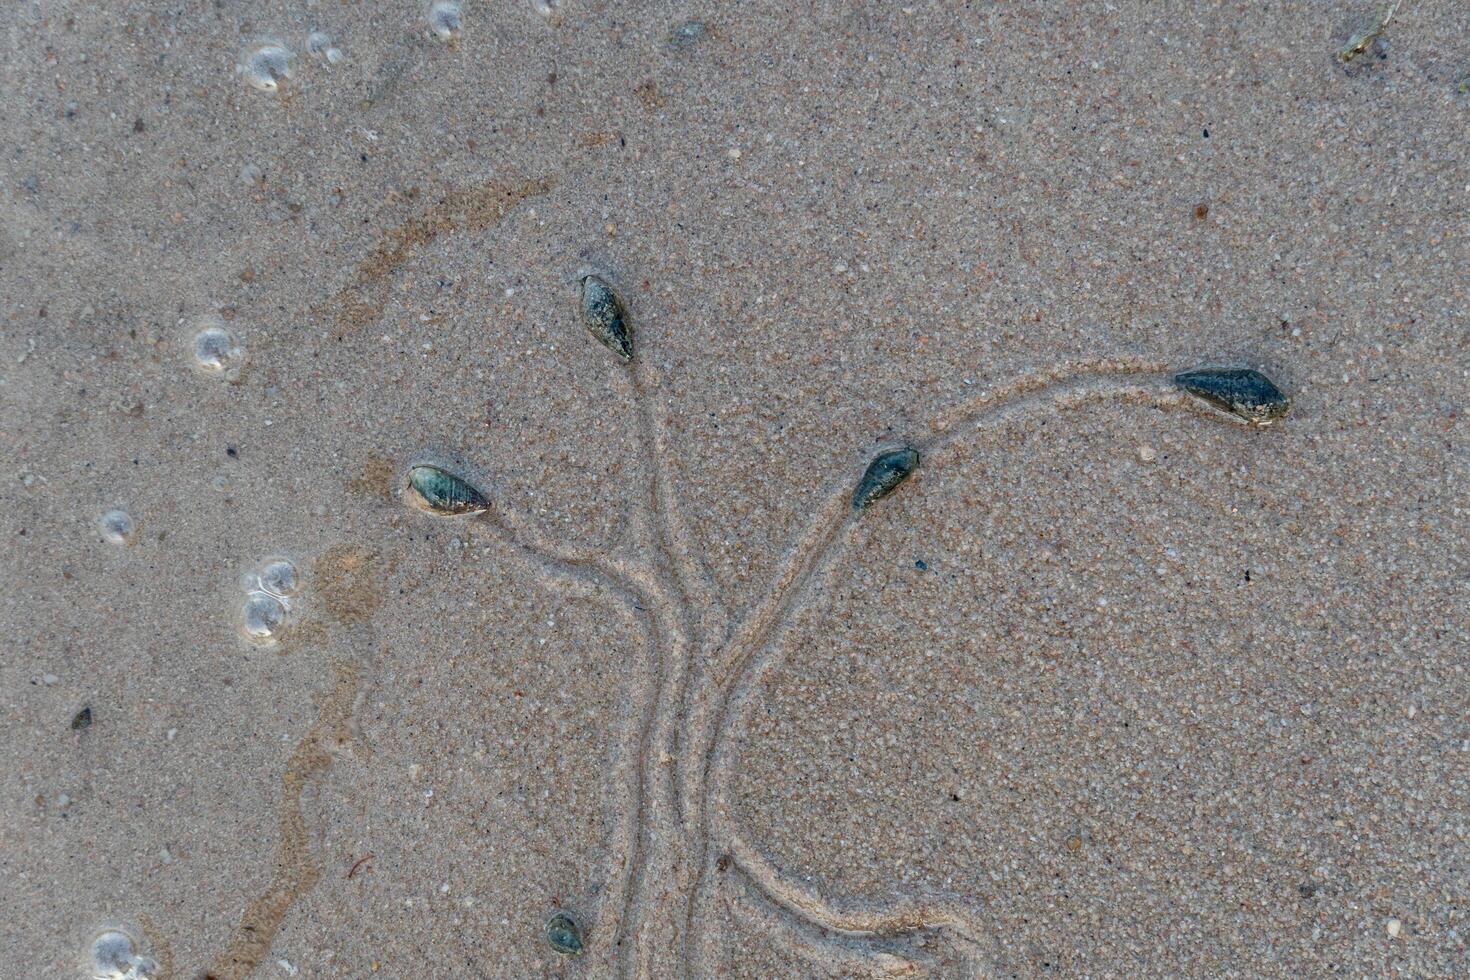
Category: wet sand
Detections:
[{"x1": 2, "y1": 1, "x2": 1467, "y2": 977}]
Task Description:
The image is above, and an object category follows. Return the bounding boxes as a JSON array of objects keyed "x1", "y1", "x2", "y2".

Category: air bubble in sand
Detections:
[
  {"x1": 529, "y1": 0, "x2": 563, "y2": 22},
  {"x1": 88, "y1": 928, "x2": 157, "y2": 980},
  {"x1": 239, "y1": 557, "x2": 303, "y2": 644},
  {"x1": 99, "y1": 509, "x2": 135, "y2": 545},
  {"x1": 306, "y1": 31, "x2": 343, "y2": 65},
  {"x1": 190, "y1": 321, "x2": 245, "y2": 380},
  {"x1": 670, "y1": 19, "x2": 706, "y2": 48},
  {"x1": 253, "y1": 558, "x2": 301, "y2": 598},
  {"x1": 239, "y1": 43, "x2": 293, "y2": 93},
  {"x1": 241, "y1": 591, "x2": 290, "y2": 644},
  {"x1": 427, "y1": 1, "x2": 462, "y2": 40}
]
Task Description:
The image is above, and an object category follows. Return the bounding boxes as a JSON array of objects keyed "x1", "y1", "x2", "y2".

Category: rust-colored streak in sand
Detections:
[
  {"x1": 313, "y1": 544, "x2": 385, "y2": 626},
  {"x1": 202, "y1": 662, "x2": 360, "y2": 980},
  {"x1": 329, "y1": 177, "x2": 557, "y2": 337}
]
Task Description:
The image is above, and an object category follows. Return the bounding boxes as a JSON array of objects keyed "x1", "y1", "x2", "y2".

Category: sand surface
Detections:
[{"x1": 2, "y1": 1, "x2": 1467, "y2": 977}]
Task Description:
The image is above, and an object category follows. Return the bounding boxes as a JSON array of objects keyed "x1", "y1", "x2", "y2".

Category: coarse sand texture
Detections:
[{"x1": 1, "y1": 2, "x2": 1465, "y2": 978}]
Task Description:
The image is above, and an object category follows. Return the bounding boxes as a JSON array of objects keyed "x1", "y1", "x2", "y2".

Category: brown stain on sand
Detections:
[
  {"x1": 348, "y1": 452, "x2": 398, "y2": 503},
  {"x1": 138, "y1": 914, "x2": 175, "y2": 978},
  {"x1": 327, "y1": 176, "x2": 556, "y2": 337},
  {"x1": 203, "y1": 662, "x2": 359, "y2": 980},
  {"x1": 313, "y1": 545, "x2": 386, "y2": 625},
  {"x1": 577, "y1": 129, "x2": 622, "y2": 147}
]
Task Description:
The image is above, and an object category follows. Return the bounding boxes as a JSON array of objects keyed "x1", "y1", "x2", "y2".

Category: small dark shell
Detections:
[
  {"x1": 581, "y1": 275, "x2": 632, "y2": 362},
  {"x1": 852, "y1": 447, "x2": 920, "y2": 510},
  {"x1": 405, "y1": 464, "x2": 489, "y2": 516},
  {"x1": 544, "y1": 911, "x2": 585, "y2": 956},
  {"x1": 71, "y1": 706, "x2": 93, "y2": 731},
  {"x1": 1174, "y1": 368, "x2": 1291, "y2": 426}
]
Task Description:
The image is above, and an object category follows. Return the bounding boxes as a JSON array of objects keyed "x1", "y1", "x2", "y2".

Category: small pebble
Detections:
[
  {"x1": 1137, "y1": 445, "x2": 1157, "y2": 463},
  {"x1": 1386, "y1": 917, "x2": 1401, "y2": 938},
  {"x1": 71, "y1": 706, "x2": 93, "y2": 730}
]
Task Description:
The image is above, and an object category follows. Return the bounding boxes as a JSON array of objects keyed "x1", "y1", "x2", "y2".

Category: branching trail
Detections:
[
  {"x1": 204, "y1": 355, "x2": 1221, "y2": 979},
  {"x1": 211, "y1": 491, "x2": 673, "y2": 980},
  {"x1": 212, "y1": 496, "x2": 670, "y2": 980},
  {"x1": 630, "y1": 359, "x2": 726, "y2": 640},
  {"x1": 724, "y1": 867, "x2": 935, "y2": 978},
  {"x1": 678, "y1": 361, "x2": 1195, "y2": 977},
  {"x1": 618, "y1": 353, "x2": 734, "y2": 976},
  {"x1": 466, "y1": 504, "x2": 673, "y2": 979}
]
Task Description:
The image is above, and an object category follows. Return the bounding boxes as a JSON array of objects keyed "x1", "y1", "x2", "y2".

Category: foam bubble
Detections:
[
  {"x1": 428, "y1": 1, "x2": 462, "y2": 40},
  {"x1": 239, "y1": 42, "x2": 293, "y2": 93},
  {"x1": 190, "y1": 320, "x2": 245, "y2": 380},
  {"x1": 99, "y1": 509, "x2": 135, "y2": 546},
  {"x1": 241, "y1": 591, "x2": 289, "y2": 644},
  {"x1": 256, "y1": 559, "x2": 300, "y2": 598},
  {"x1": 306, "y1": 31, "x2": 344, "y2": 65},
  {"x1": 529, "y1": 0, "x2": 563, "y2": 22},
  {"x1": 670, "y1": 19, "x2": 706, "y2": 48},
  {"x1": 88, "y1": 928, "x2": 157, "y2": 980}
]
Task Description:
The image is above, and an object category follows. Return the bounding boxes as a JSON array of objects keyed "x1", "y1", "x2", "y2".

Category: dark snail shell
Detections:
[
  {"x1": 1174, "y1": 368, "x2": 1290, "y2": 426},
  {"x1": 544, "y1": 911, "x2": 585, "y2": 956},
  {"x1": 852, "y1": 447, "x2": 920, "y2": 511},
  {"x1": 405, "y1": 464, "x2": 489, "y2": 516},
  {"x1": 580, "y1": 275, "x2": 633, "y2": 362}
]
